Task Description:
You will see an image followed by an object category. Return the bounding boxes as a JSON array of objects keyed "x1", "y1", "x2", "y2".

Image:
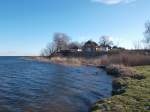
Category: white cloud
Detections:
[{"x1": 92, "y1": 0, "x2": 137, "y2": 5}]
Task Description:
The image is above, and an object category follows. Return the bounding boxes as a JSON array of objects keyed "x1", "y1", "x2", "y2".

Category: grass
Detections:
[
  {"x1": 49, "y1": 56, "x2": 106, "y2": 66},
  {"x1": 50, "y1": 57, "x2": 82, "y2": 66},
  {"x1": 92, "y1": 66, "x2": 150, "y2": 112},
  {"x1": 107, "y1": 51, "x2": 150, "y2": 66},
  {"x1": 48, "y1": 50, "x2": 150, "y2": 67}
]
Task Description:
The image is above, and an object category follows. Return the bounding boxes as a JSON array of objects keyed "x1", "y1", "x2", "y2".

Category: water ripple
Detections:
[{"x1": 0, "y1": 57, "x2": 112, "y2": 112}]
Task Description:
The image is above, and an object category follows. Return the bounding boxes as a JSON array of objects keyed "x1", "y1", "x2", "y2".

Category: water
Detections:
[{"x1": 0, "y1": 57, "x2": 112, "y2": 112}]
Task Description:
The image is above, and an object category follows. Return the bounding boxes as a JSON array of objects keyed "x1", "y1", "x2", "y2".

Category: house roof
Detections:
[{"x1": 84, "y1": 40, "x2": 98, "y2": 47}]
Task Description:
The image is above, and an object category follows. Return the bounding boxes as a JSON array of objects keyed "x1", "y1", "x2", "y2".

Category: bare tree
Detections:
[
  {"x1": 99, "y1": 36, "x2": 113, "y2": 47},
  {"x1": 133, "y1": 40, "x2": 142, "y2": 50},
  {"x1": 40, "y1": 42, "x2": 56, "y2": 56},
  {"x1": 68, "y1": 42, "x2": 81, "y2": 49},
  {"x1": 40, "y1": 32, "x2": 70, "y2": 56},
  {"x1": 53, "y1": 33, "x2": 70, "y2": 51},
  {"x1": 144, "y1": 21, "x2": 150, "y2": 49}
]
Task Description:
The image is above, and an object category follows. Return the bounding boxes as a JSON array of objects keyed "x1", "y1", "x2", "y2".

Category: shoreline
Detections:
[
  {"x1": 91, "y1": 65, "x2": 149, "y2": 112},
  {"x1": 28, "y1": 56, "x2": 107, "y2": 67},
  {"x1": 26, "y1": 56, "x2": 149, "y2": 112},
  {"x1": 28, "y1": 56, "x2": 84, "y2": 67}
]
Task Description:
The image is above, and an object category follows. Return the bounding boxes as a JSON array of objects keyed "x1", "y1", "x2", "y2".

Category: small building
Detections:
[
  {"x1": 82, "y1": 40, "x2": 98, "y2": 52},
  {"x1": 100, "y1": 45, "x2": 111, "y2": 51},
  {"x1": 68, "y1": 43, "x2": 82, "y2": 52},
  {"x1": 82, "y1": 40, "x2": 111, "y2": 53}
]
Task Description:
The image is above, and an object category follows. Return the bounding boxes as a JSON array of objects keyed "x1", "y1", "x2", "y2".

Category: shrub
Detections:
[
  {"x1": 105, "y1": 64, "x2": 145, "y2": 79},
  {"x1": 108, "y1": 52, "x2": 150, "y2": 66}
]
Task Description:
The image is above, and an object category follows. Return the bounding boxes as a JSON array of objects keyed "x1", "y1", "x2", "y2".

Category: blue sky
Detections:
[{"x1": 0, "y1": 0, "x2": 150, "y2": 56}]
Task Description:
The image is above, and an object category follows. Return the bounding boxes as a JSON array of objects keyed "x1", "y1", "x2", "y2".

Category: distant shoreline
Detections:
[
  {"x1": 26, "y1": 55, "x2": 150, "y2": 112},
  {"x1": 28, "y1": 56, "x2": 109, "y2": 68}
]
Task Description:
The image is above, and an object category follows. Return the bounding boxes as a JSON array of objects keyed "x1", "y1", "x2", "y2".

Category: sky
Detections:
[{"x1": 0, "y1": 0, "x2": 150, "y2": 56}]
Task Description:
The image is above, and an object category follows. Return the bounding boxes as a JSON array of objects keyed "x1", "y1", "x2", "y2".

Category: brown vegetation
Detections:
[
  {"x1": 105, "y1": 64, "x2": 145, "y2": 79},
  {"x1": 92, "y1": 66, "x2": 150, "y2": 112},
  {"x1": 50, "y1": 57, "x2": 82, "y2": 66},
  {"x1": 50, "y1": 49, "x2": 150, "y2": 67},
  {"x1": 50, "y1": 56, "x2": 105, "y2": 66},
  {"x1": 39, "y1": 50, "x2": 150, "y2": 67},
  {"x1": 107, "y1": 51, "x2": 150, "y2": 66}
]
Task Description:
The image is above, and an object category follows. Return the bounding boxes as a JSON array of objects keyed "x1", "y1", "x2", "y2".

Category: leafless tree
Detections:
[
  {"x1": 40, "y1": 42, "x2": 56, "y2": 56},
  {"x1": 133, "y1": 40, "x2": 142, "y2": 50},
  {"x1": 68, "y1": 42, "x2": 81, "y2": 49},
  {"x1": 143, "y1": 21, "x2": 150, "y2": 49},
  {"x1": 99, "y1": 36, "x2": 113, "y2": 47},
  {"x1": 53, "y1": 33, "x2": 70, "y2": 51},
  {"x1": 40, "y1": 33, "x2": 70, "y2": 56}
]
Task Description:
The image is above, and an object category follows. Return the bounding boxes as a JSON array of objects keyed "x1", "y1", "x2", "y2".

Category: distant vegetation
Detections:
[
  {"x1": 143, "y1": 21, "x2": 150, "y2": 49},
  {"x1": 38, "y1": 21, "x2": 150, "y2": 112},
  {"x1": 39, "y1": 21, "x2": 150, "y2": 67},
  {"x1": 91, "y1": 21, "x2": 150, "y2": 112},
  {"x1": 40, "y1": 33, "x2": 117, "y2": 57},
  {"x1": 41, "y1": 21, "x2": 150, "y2": 57},
  {"x1": 92, "y1": 66, "x2": 150, "y2": 112}
]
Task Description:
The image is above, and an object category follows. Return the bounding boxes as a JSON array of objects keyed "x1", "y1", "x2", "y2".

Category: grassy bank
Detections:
[
  {"x1": 39, "y1": 50, "x2": 150, "y2": 67},
  {"x1": 92, "y1": 66, "x2": 150, "y2": 112},
  {"x1": 31, "y1": 56, "x2": 107, "y2": 66},
  {"x1": 31, "y1": 56, "x2": 150, "y2": 112}
]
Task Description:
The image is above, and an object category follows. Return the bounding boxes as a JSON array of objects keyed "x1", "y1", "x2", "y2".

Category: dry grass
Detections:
[
  {"x1": 107, "y1": 52, "x2": 150, "y2": 66},
  {"x1": 105, "y1": 64, "x2": 145, "y2": 79},
  {"x1": 50, "y1": 57, "x2": 82, "y2": 66},
  {"x1": 32, "y1": 50, "x2": 150, "y2": 67},
  {"x1": 92, "y1": 66, "x2": 150, "y2": 112},
  {"x1": 46, "y1": 52, "x2": 150, "y2": 67},
  {"x1": 50, "y1": 56, "x2": 109, "y2": 66}
]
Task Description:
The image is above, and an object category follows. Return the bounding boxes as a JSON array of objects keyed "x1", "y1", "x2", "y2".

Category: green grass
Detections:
[{"x1": 92, "y1": 66, "x2": 150, "y2": 112}]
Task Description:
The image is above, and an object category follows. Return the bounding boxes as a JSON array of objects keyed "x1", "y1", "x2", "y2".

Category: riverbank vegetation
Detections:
[
  {"x1": 35, "y1": 50, "x2": 150, "y2": 67},
  {"x1": 37, "y1": 21, "x2": 150, "y2": 112},
  {"x1": 39, "y1": 21, "x2": 150, "y2": 67},
  {"x1": 92, "y1": 66, "x2": 150, "y2": 112}
]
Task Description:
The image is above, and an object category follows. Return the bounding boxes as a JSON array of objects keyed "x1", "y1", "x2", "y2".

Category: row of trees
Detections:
[
  {"x1": 40, "y1": 34, "x2": 113, "y2": 56},
  {"x1": 41, "y1": 21, "x2": 150, "y2": 56},
  {"x1": 41, "y1": 33, "x2": 69, "y2": 56}
]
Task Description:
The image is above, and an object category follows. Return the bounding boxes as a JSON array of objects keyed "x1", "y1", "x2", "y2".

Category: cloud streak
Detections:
[{"x1": 92, "y1": 0, "x2": 137, "y2": 5}]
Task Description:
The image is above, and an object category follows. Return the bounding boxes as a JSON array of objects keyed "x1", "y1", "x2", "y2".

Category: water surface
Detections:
[{"x1": 0, "y1": 57, "x2": 112, "y2": 112}]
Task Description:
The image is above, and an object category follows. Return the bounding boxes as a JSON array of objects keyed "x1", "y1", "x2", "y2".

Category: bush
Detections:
[{"x1": 105, "y1": 64, "x2": 145, "y2": 80}]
